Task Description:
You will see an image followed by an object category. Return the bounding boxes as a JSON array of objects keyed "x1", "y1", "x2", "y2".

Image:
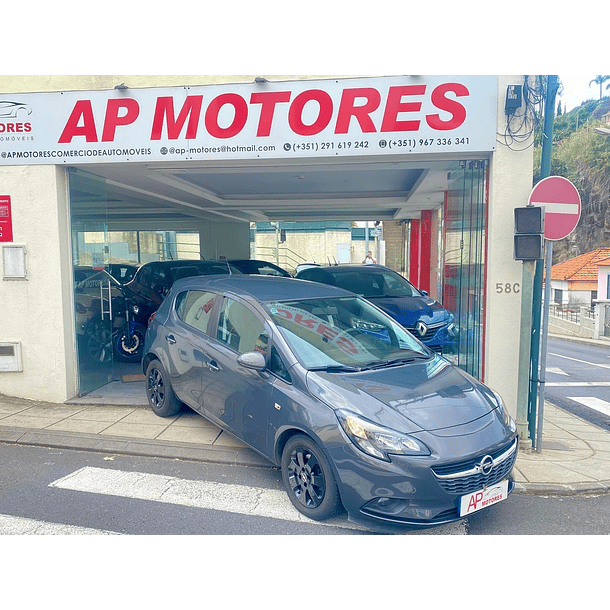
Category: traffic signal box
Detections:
[{"x1": 514, "y1": 206, "x2": 544, "y2": 261}]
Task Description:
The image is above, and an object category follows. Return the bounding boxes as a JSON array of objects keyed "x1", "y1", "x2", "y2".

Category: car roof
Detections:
[
  {"x1": 138, "y1": 259, "x2": 225, "y2": 267},
  {"x1": 300, "y1": 264, "x2": 388, "y2": 273},
  {"x1": 171, "y1": 274, "x2": 355, "y2": 302}
]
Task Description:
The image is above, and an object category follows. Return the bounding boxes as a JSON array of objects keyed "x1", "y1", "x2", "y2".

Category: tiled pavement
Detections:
[{"x1": 1, "y1": 389, "x2": 610, "y2": 495}]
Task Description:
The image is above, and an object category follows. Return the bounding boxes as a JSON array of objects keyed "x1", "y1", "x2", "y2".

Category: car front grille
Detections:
[
  {"x1": 431, "y1": 438, "x2": 518, "y2": 495},
  {"x1": 405, "y1": 322, "x2": 444, "y2": 342}
]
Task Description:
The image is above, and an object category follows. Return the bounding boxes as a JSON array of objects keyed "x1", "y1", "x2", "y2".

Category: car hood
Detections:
[
  {"x1": 308, "y1": 356, "x2": 496, "y2": 433},
  {"x1": 368, "y1": 295, "x2": 448, "y2": 327}
]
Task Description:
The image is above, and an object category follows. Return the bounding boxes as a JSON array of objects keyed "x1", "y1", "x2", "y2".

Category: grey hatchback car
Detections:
[{"x1": 142, "y1": 275, "x2": 517, "y2": 530}]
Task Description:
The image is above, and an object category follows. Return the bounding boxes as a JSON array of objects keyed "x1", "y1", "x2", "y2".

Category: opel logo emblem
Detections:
[
  {"x1": 478, "y1": 455, "x2": 494, "y2": 476},
  {"x1": 415, "y1": 321, "x2": 428, "y2": 337}
]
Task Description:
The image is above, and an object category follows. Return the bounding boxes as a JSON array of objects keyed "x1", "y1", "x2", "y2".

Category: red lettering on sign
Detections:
[
  {"x1": 250, "y1": 91, "x2": 291, "y2": 137},
  {"x1": 336, "y1": 337, "x2": 358, "y2": 355},
  {"x1": 294, "y1": 314, "x2": 317, "y2": 329},
  {"x1": 205, "y1": 93, "x2": 248, "y2": 139},
  {"x1": 317, "y1": 324, "x2": 339, "y2": 341},
  {"x1": 150, "y1": 96, "x2": 203, "y2": 140},
  {"x1": 381, "y1": 85, "x2": 426, "y2": 132},
  {"x1": 0, "y1": 123, "x2": 31, "y2": 133},
  {"x1": 426, "y1": 83, "x2": 469, "y2": 131},
  {"x1": 274, "y1": 308, "x2": 292, "y2": 320},
  {"x1": 335, "y1": 88, "x2": 381, "y2": 134},
  {"x1": 288, "y1": 90, "x2": 333, "y2": 136},
  {"x1": 467, "y1": 492, "x2": 483, "y2": 512},
  {"x1": 102, "y1": 99, "x2": 140, "y2": 142},
  {"x1": 58, "y1": 100, "x2": 99, "y2": 143}
]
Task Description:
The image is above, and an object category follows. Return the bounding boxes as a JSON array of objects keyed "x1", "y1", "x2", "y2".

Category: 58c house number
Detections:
[{"x1": 496, "y1": 282, "x2": 520, "y2": 294}]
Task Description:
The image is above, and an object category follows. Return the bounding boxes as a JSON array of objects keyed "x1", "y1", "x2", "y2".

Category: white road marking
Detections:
[
  {"x1": 49, "y1": 467, "x2": 466, "y2": 535},
  {"x1": 547, "y1": 382, "x2": 610, "y2": 387},
  {"x1": 549, "y1": 353, "x2": 610, "y2": 370},
  {"x1": 546, "y1": 367, "x2": 568, "y2": 376},
  {"x1": 568, "y1": 397, "x2": 610, "y2": 418},
  {"x1": 0, "y1": 513, "x2": 118, "y2": 535}
]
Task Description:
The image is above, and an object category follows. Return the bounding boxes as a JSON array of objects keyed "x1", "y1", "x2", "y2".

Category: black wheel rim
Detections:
[
  {"x1": 119, "y1": 330, "x2": 143, "y2": 355},
  {"x1": 147, "y1": 368, "x2": 165, "y2": 409},
  {"x1": 287, "y1": 446, "x2": 326, "y2": 509},
  {"x1": 86, "y1": 327, "x2": 112, "y2": 363}
]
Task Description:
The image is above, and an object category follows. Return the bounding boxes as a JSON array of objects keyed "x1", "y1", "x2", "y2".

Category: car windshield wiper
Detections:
[
  {"x1": 308, "y1": 364, "x2": 362, "y2": 373},
  {"x1": 359, "y1": 354, "x2": 430, "y2": 370}
]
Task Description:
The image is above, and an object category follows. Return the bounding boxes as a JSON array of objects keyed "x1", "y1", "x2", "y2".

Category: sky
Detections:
[{"x1": 558, "y1": 75, "x2": 608, "y2": 112}]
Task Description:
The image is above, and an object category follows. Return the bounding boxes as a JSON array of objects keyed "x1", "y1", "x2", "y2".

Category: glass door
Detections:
[
  {"x1": 442, "y1": 160, "x2": 489, "y2": 380},
  {"x1": 70, "y1": 170, "x2": 116, "y2": 395}
]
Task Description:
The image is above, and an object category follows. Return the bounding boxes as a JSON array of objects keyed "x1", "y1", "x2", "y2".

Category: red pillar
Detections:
[
  {"x1": 419, "y1": 210, "x2": 432, "y2": 294},
  {"x1": 409, "y1": 219, "x2": 420, "y2": 286}
]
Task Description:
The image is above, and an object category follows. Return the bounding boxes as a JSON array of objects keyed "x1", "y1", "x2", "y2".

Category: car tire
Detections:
[
  {"x1": 281, "y1": 434, "x2": 342, "y2": 521},
  {"x1": 145, "y1": 359, "x2": 182, "y2": 417}
]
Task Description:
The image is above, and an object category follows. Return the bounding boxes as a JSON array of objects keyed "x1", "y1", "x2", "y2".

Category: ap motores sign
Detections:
[
  {"x1": 0, "y1": 196, "x2": 14, "y2": 242},
  {"x1": 0, "y1": 76, "x2": 497, "y2": 165}
]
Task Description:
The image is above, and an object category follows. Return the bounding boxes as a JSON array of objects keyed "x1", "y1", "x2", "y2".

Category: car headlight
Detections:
[
  {"x1": 336, "y1": 409, "x2": 430, "y2": 461},
  {"x1": 491, "y1": 390, "x2": 516, "y2": 432}
]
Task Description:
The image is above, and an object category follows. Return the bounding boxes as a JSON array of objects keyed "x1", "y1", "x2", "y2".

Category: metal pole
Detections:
[
  {"x1": 536, "y1": 240, "x2": 554, "y2": 452},
  {"x1": 529, "y1": 75, "x2": 558, "y2": 448},
  {"x1": 517, "y1": 259, "x2": 536, "y2": 443}
]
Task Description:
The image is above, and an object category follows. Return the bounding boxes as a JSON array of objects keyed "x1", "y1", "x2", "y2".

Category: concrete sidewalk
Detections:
[{"x1": 1, "y1": 390, "x2": 610, "y2": 496}]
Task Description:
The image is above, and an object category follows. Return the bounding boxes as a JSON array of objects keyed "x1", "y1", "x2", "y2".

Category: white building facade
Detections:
[{"x1": 0, "y1": 75, "x2": 534, "y2": 425}]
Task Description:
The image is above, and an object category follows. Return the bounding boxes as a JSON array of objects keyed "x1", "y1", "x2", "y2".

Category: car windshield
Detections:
[
  {"x1": 265, "y1": 296, "x2": 429, "y2": 370},
  {"x1": 329, "y1": 269, "x2": 421, "y2": 298}
]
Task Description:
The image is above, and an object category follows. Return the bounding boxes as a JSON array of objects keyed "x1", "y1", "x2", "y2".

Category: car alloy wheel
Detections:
[
  {"x1": 281, "y1": 434, "x2": 342, "y2": 521},
  {"x1": 145, "y1": 359, "x2": 182, "y2": 417}
]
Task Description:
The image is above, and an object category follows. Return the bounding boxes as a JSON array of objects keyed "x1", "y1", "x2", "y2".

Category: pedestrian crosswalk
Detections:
[
  {"x1": 546, "y1": 358, "x2": 610, "y2": 420},
  {"x1": 0, "y1": 513, "x2": 117, "y2": 535},
  {"x1": 1, "y1": 466, "x2": 468, "y2": 535},
  {"x1": 567, "y1": 397, "x2": 610, "y2": 418}
]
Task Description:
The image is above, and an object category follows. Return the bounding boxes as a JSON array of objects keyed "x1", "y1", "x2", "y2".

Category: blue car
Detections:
[
  {"x1": 142, "y1": 275, "x2": 517, "y2": 530},
  {"x1": 296, "y1": 264, "x2": 456, "y2": 353}
]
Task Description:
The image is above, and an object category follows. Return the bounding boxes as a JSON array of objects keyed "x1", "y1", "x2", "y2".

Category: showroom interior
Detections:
[{"x1": 68, "y1": 154, "x2": 489, "y2": 401}]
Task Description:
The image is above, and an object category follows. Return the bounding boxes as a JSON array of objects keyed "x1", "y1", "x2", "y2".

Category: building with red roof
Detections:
[{"x1": 550, "y1": 247, "x2": 610, "y2": 306}]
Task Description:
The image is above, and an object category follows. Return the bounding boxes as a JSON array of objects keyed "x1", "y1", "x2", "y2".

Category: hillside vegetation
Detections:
[{"x1": 533, "y1": 93, "x2": 610, "y2": 263}]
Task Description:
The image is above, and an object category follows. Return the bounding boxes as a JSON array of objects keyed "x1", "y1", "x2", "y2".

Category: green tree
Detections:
[{"x1": 589, "y1": 75, "x2": 610, "y2": 100}]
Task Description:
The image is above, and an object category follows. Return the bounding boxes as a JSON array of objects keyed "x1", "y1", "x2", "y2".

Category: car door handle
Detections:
[
  {"x1": 165, "y1": 334, "x2": 176, "y2": 345},
  {"x1": 206, "y1": 360, "x2": 220, "y2": 372}
]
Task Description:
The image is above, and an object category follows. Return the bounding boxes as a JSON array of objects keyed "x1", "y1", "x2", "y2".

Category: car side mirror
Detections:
[
  {"x1": 421, "y1": 290, "x2": 428, "y2": 297},
  {"x1": 237, "y1": 351, "x2": 267, "y2": 371}
]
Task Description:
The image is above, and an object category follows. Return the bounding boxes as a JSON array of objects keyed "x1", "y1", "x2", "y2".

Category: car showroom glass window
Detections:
[
  {"x1": 178, "y1": 290, "x2": 217, "y2": 334},
  {"x1": 265, "y1": 296, "x2": 426, "y2": 368},
  {"x1": 217, "y1": 298, "x2": 266, "y2": 354}
]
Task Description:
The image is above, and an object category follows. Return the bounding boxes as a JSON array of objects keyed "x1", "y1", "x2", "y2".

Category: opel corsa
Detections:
[{"x1": 142, "y1": 275, "x2": 518, "y2": 530}]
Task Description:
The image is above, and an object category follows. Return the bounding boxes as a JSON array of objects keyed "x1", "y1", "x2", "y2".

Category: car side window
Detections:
[
  {"x1": 257, "y1": 263, "x2": 282, "y2": 276},
  {"x1": 299, "y1": 269, "x2": 328, "y2": 283},
  {"x1": 137, "y1": 265, "x2": 154, "y2": 287},
  {"x1": 179, "y1": 291, "x2": 216, "y2": 334},
  {"x1": 175, "y1": 291, "x2": 189, "y2": 319},
  {"x1": 216, "y1": 298, "x2": 266, "y2": 354},
  {"x1": 269, "y1": 345, "x2": 292, "y2": 383}
]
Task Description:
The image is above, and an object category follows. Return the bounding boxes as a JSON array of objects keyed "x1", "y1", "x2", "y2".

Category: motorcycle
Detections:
[
  {"x1": 114, "y1": 301, "x2": 147, "y2": 362},
  {"x1": 84, "y1": 295, "x2": 147, "y2": 364}
]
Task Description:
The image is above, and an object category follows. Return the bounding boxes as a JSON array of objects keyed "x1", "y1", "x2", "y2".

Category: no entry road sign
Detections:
[{"x1": 528, "y1": 176, "x2": 581, "y2": 241}]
